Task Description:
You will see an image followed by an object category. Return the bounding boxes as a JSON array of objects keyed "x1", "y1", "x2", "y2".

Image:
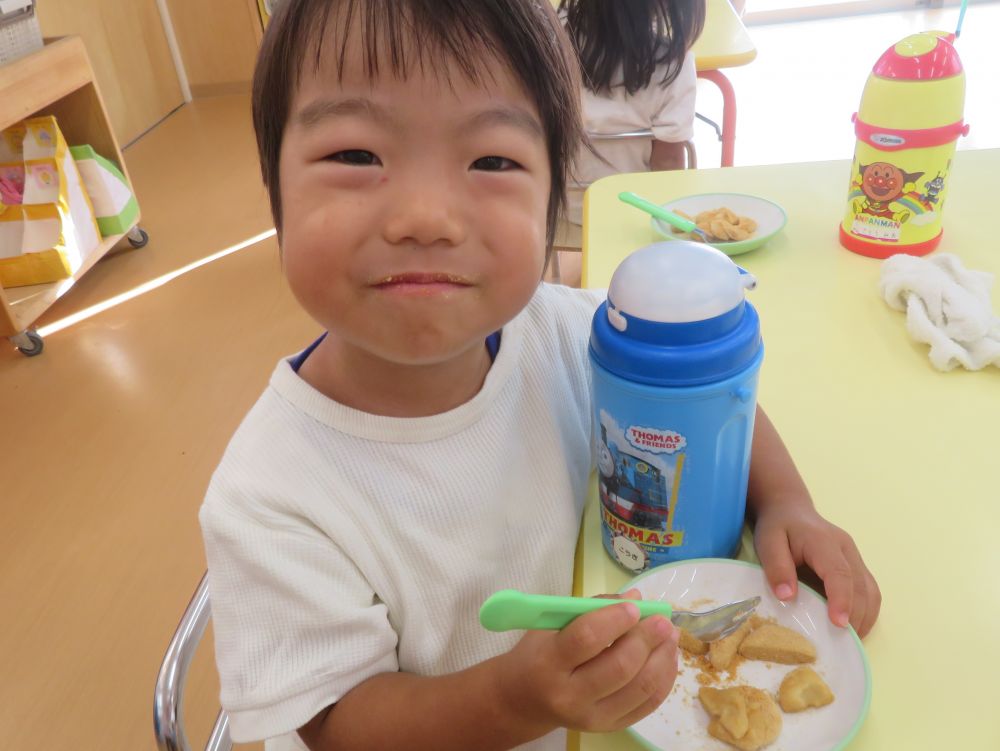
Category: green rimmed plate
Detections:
[
  {"x1": 620, "y1": 559, "x2": 871, "y2": 751},
  {"x1": 650, "y1": 193, "x2": 787, "y2": 256}
]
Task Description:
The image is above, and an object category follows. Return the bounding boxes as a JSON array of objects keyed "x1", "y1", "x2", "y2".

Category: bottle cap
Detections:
[
  {"x1": 872, "y1": 32, "x2": 963, "y2": 81},
  {"x1": 590, "y1": 242, "x2": 763, "y2": 386},
  {"x1": 606, "y1": 242, "x2": 755, "y2": 327}
]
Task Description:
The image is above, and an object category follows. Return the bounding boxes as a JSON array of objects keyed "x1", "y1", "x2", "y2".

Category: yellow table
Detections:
[
  {"x1": 573, "y1": 149, "x2": 1000, "y2": 750},
  {"x1": 693, "y1": 0, "x2": 757, "y2": 71}
]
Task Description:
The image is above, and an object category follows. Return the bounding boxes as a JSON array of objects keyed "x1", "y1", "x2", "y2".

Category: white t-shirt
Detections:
[
  {"x1": 200, "y1": 283, "x2": 605, "y2": 751},
  {"x1": 567, "y1": 50, "x2": 697, "y2": 225}
]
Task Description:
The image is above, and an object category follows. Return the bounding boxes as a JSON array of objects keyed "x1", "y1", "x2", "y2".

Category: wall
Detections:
[
  {"x1": 164, "y1": 0, "x2": 262, "y2": 97},
  {"x1": 35, "y1": 0, "x2": 185, "y2": 145}
]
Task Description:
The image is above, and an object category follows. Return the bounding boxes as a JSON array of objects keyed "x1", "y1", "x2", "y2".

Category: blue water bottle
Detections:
[{"x1": 589, "y1": 241, "x2": 763, "y2": 573}]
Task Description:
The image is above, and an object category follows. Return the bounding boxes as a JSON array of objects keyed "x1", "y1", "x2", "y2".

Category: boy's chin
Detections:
[{"x1": 379, "y1": 342, "x2": 492, "y2": 369}]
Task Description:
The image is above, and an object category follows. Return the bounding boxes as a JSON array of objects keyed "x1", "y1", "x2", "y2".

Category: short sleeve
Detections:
[
  {"x1": 200, "y1": 486, "x2": 399, "y2": 742},
  {"x1": 649, "y1": 50, "x2": 697, "y2": 144}
]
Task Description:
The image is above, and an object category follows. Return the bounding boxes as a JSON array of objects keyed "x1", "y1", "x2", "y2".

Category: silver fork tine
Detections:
[{"x1": 671, "y1": 596, "x2": 761, "y2": 642}]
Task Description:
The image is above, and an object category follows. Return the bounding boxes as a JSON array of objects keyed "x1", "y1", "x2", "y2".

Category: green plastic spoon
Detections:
[
  {"x1": 479, "y1": 589, "x2": 760, "y2": 642},
  {"x1": 618, "y1": 191, "x2": 712, "y2": 242}
]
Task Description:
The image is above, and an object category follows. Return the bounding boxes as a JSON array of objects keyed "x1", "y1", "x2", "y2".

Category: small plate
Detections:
[
  {"x1": 650, "y1": 193, "x2": 787, "y2": 256},
  {"x1": 620, "y1": 559, "x2": 871, "y2": 751}
]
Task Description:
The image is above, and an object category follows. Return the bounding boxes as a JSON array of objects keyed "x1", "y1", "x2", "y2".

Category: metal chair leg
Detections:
[
  {"x1": 546, "y1": 250, "x2": 563, "y2": 284},
  {"x1": 206, "y1": 710, "x2": 232, "y2": 751},
  {"x1": 683, "y1": 139, "x2": 698, "y2": 169}
]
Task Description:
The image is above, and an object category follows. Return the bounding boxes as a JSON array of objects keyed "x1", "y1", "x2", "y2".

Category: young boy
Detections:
[{"x1": 200, "y1": 1, "x2": 881, "y2": 749}]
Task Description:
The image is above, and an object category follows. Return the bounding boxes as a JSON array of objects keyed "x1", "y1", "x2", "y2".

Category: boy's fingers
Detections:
[
  {"x1": 754, "y1": 525, "x2": 798, "y2": 601},
  {"x1": 573, "y1": 616, "x2": 674, "y2": 699},
  {"x1": 805, "y1": 543, "x2": 854, "y2": 628},
  {"x1": 846, "y1": 546, "x2": 881, "y2": 637},
  {"x1": 611, "y1": 689, "x2": 673, "y2": 733},
  {"x1": 860, "y1": 573, "x2": 882, "y2": 637},
  {"x1": 591, "y1": 628, "x2": 679, "y2": 723},
  {"x1": 554, "y1": 601, "x2": 640, "y2": 668}
]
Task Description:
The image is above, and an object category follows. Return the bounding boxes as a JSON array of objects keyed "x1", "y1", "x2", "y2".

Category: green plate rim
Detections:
[{"x1": 650, "y1": 192, "x2": 788, "y2": 256}]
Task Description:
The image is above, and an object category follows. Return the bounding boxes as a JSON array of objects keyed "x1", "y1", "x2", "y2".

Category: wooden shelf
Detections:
[
  {"x1": 0, "y1": 232, "x2": 126, "y2": 335},
  {"x1": 0, "y1": 37, "x2": 92, "y2": 130},
  {"x1": 0, "y1": 35, "x2": 139, "y2": 341}
]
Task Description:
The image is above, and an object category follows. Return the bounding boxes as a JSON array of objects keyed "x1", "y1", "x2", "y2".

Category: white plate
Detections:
[
  {"x1": 621, "y1": 559, "x2": 871, "y2": 751},
  {"x1": 651, "y1": 193, "x2": 787, "y2": 256}
]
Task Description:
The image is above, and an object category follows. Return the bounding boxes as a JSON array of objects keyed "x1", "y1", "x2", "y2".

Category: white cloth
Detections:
[
  {"x1": 566, "y1": 51, "x2": 697, "y2": 225},
  {"x1": 200, "y1": 283, "x2": 605, "y2": 751},
  {"x1": 879, "y1": 252, "x2": 1000, "y2": 371}
]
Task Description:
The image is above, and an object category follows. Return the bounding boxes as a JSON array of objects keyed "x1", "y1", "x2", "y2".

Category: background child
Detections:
[
  {"x1": 200, "y1": 1, "x2": 880, "y2": 750},
  {"x1": 560, "y1": 0, "x2": 705, "y2": 225}
]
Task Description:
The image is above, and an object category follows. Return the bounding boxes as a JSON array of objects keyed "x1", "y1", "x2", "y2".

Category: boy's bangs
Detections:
[{"x1": 297, "y1": 0, "x2": 512, "y2": 88}]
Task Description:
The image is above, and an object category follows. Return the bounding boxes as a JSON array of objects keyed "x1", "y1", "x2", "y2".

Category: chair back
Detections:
[
  {"x1": 553, "y1": 131, "x2": 696, "y2": 282},
  {"x1": 153, "y1": 572, "x2": 232, "y2": 751},
  {"x1": 574, "y1": 130, "x2": 697, "y2": 190}
]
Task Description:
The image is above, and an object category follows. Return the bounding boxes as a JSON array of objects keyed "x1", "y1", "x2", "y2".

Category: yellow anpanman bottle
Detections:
[{"x1": 839, "y1": 32, "x2": 969, "y2": 258}]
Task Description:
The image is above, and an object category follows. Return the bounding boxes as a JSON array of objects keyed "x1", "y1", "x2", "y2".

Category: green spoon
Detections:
[
  {"x1": 618, "y1": 191, "x2": 712, "y2": 243},
  {"x1": 479, "y1": 589, "x2": 760, "y2": 642}
]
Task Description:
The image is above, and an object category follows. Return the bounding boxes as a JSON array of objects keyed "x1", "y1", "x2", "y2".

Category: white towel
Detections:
[{"x1": 879, "y1": 253, "x2": 1000, "y2": 371}]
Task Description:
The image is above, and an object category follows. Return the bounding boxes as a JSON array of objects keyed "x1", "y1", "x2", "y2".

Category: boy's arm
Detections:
[
  {"x1": 299, "y1": 657, "x2": 544, "y2": 751},
  {"x1": 746, "y1": 406, "x2": 881, "y2": 637},
  {"x1": 745, "y1": 406, "x2": 815, "y2": 518},
  {"x1": 299, "y1": 600, "x2": 680, "y2": 751}
]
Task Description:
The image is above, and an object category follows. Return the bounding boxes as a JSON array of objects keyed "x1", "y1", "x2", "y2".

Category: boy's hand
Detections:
[
  {"x1": 754, "y1": 505, "x2": 881, "y2": 638},
  {"x1": 494, "y1": 591, "x2": 680, "y2": 735}
]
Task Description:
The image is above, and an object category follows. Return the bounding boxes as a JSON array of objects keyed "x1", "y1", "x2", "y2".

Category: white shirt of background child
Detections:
[{"x1": 568, "y1": 50, "x2": 697, "y2": 225}]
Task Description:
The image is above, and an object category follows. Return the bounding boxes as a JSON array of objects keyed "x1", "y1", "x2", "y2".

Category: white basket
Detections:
[{"x1": 0, "y1": 0, "x2": 43, "y2": 66}]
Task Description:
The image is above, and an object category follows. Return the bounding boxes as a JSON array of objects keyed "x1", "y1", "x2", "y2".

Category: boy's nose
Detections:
[{"x1": 382, "y1": 181, "x2": 468, "y2": 248}]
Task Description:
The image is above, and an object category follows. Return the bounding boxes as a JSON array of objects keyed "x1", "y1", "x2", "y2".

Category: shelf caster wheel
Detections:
[
  {"x1": 127, "y1": 226, "x2": 149, "y2": 248},
  {"x1": 11, "y1": 329, "x2": 44, "y2": 357}
]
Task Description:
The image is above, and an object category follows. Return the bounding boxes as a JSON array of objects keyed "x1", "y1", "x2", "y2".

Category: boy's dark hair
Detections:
[
  {"x1": 252, "y1": 0, "x2": 583, "y2": 254},
  {"x1": 559, "y1": 0, "x2": 705, "y2": 95}
]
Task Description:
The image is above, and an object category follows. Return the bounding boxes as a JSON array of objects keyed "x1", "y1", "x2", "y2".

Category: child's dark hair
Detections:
[
  {"x1": 252, "y1": 0, "x2": 583, "y2": 253},
  {"x1": 559, "y1": 0, "x2": 705, "y2": 95}
]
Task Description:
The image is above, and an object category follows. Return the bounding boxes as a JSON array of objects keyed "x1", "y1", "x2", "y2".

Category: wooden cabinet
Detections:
[{"x1": 0, "y1": 36, "x2": 143, "y2": 355}]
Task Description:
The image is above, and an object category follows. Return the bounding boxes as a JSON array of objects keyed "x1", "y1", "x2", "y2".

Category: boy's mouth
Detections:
[{"x1": 372, "y1": 272, "x2": 473, "y2": 289}]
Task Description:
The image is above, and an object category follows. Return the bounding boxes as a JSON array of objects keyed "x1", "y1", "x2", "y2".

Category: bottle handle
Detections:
[{"x1": 736, "y1": 266, "x2": 757, "y2": 290}]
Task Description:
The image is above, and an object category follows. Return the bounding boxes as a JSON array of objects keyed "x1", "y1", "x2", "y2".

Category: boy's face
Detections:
[{"x1": 278, "y1": 39, "x2": 551, "y2": 370}]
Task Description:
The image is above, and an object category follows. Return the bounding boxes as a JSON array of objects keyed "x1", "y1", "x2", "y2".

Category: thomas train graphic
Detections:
[{"x1": 597, "y1": 424, "x2": 671, "y2": 530}]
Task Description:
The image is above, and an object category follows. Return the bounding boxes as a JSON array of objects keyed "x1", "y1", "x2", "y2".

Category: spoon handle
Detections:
[
  {"x1": 618, "y1": 191, "x2": 697, "y2": 233},
  {"x1": 479, "y1": 589, "x2": 673, "y2": 632}
]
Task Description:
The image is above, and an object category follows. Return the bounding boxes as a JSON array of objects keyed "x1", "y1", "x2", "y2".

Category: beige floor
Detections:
[
  {"x1": 0, "y1": 96, "x2": 285, "y2": 750},
  {"x1": 1, "y1": 6, "x2": 996, "y2": 749}
]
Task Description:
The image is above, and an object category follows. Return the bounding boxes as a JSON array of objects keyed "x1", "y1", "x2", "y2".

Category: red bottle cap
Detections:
[{"x1": 873, "y1": 32, "x2": 963, "y2": 80}]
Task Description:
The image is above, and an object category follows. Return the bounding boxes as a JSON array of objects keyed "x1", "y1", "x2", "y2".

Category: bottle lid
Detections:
[
  {"x1": 605, "y1": 242, "x2": 754, "y2": 327},
  {"x1": 872, "y1": 31, "x2": 963, "y2": 80},
  {"x1": 590, "y1": 242, "x2": 763, "y2": 386}
]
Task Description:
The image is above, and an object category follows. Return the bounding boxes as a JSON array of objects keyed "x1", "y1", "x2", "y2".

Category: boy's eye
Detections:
[
  {"x1": 472, "y1": 156, "x2": 520, "y2": 172},
  {"x1": 325, "y1": 150, "x2": 381, "y2": 166}
]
